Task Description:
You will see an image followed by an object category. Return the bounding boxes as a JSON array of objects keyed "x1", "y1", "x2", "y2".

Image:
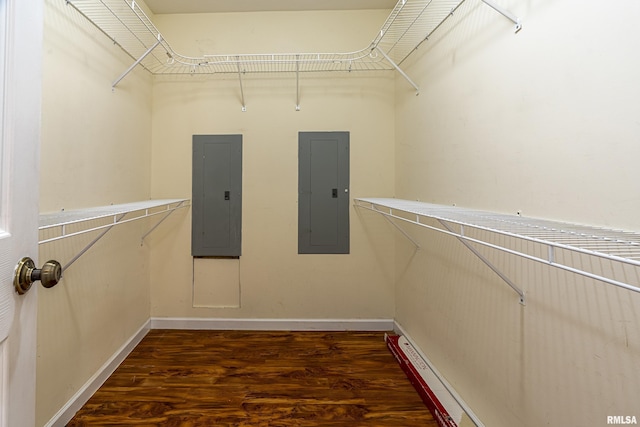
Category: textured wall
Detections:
[{"x1": 392, "y1": 0, "x2": 640, "y2": 425}]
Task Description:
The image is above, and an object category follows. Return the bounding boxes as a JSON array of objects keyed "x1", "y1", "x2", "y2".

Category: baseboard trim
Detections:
[
  {"x1": 393, "y1": 321, "x2": 484, "y2": 427},
  {"x1": 150, "y1": 317, "x2": 395, "y2": 331},
  {"x1": 44, "y1": 319, "x2": 151, "y2": 427}
]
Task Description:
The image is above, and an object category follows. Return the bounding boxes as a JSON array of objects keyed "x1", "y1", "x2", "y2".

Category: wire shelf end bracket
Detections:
[
  {"x1": 481, "y1": 0, "x2": 522, "y2": 33},
  {"x1": 376, "y1": 47, "x2": 420, "y2": 95}
]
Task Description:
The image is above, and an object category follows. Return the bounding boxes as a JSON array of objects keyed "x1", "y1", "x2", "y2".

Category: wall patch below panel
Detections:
[{"x1": 193, "y1": 257, "x2": 240, "y2": 308}]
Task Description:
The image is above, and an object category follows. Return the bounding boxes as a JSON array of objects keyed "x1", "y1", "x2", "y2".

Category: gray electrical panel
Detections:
[
  {"x1": 192, "y1": 135, "x2": 242, "y2": 257},
  {"x1": 298, "y1": 131, "x2": 350, "y2": 254}
]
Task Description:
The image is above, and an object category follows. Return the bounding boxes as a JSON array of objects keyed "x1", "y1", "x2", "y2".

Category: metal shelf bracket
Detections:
[
  {"x1": 361, "y1": 200, "x2": 524, "y2": 303},
  {"x1": 295, "y1": 55, "x2": 301, "y2": 111},
  {"x1": 140, "y1": 200, "x2": 188, "y2": 244},
  {"x1": 379, "y1": 211, "x2": 421, "y2": 249},
  {"x1": 62, "y1": 213, "x2": 127, "y2": 272},
  {"x1": 113, "y1": 34, "x2": 162, "y2": 88},
  {"x1": 237, "y1": 58, "x2": 247, "y2": 112},
  {"x1": 376, "y1": 47, "x2": 420, "y2": 95},
  {"x1": 481, "y1": 0, "x2": 522, "y2": 33},
  {"x1": 438, "y1": 219, "x2": 525, "y2": 305}
]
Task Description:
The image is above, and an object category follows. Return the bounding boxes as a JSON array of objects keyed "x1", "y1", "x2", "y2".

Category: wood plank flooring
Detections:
[{"x1": 68, "y1": 330, "x2": 436, "y2": 426}]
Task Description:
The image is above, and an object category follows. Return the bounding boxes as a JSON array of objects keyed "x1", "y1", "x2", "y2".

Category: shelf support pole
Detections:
[
  {"x1": 112, "y1": 36, "x2": 162, "y2": 88},
  {"x1": 236, "y1": 57, "x2": 247, "y2": 112},
  {"x1": 481, "y1": 0, "x2": 522, "y2": 33},
  {"x1": 295, "y1": 55, "x2": 301, "y2": 111},
  {"x1": 375, "y1": 47, "x2": 419, "y2": 95},
  {"x1": 438, "y1": 219, "x2": 525, "y2": 305},
  {"x1": 62, "y1": 213, "x2": 127, "y2": 273}
]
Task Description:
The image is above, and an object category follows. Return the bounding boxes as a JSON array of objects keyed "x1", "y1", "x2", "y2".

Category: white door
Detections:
[{"x1": 0, "y1": 0, "x2": 43, "y2": 425}]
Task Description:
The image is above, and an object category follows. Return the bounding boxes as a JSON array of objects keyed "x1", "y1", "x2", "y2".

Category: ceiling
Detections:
[{"x1": 145, "y1": 0, "x2": 398, "y2": 14}]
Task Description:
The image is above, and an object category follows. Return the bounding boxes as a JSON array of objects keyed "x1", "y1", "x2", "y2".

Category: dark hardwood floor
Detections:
[{"x1": 68, "y1": 330, "x2": 436, "y2": 426}]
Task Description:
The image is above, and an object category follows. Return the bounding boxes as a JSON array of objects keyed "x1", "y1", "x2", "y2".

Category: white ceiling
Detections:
[{"x1": 145, "y1": 0, "x2": 398, "y2": 14}]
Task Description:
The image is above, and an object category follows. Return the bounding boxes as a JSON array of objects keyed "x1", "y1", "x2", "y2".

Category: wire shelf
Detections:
[
  {"x1": 39, "y1": 198, "x2": 190, "y2": 272},
  {"x1": 355, "y1": 198, "x2": 640, "y2": 296},
  {"x1": 65, "y1": 0, "x2": 466, "y2": 76},
  {"x1": 39, "y1": 199, "x2": 190, "y2": 243},
  {"x1": 372, "y1": 0, "x2": 466, "y2": 65}
]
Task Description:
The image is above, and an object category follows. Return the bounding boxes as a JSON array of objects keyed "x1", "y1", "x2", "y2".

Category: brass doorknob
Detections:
[{"x1": 14, "y1": 257, "x2": 62, "y2": 295}]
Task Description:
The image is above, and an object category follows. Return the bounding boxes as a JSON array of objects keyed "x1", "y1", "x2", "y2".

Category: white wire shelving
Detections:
[
  {"x1": 39, "y1": 199, "x2": 190, "y2": 272},
  {"x1": 355, "y1": 198, "x2": 640, "y2": 304},
  {"x1": 65, "y1": 0, "x2": 521, "y2": 105}
]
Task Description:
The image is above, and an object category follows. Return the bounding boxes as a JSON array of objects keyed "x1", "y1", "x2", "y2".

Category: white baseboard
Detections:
[
  {"x1": 44, "y1": 320, "x2": 151, "y2": 427},
  {"x1": 150, "y1": 317, "x2": 395, "y2": 331},
  {"x1": 393, "y1": 321, "x2": 484, "y2": 427}
]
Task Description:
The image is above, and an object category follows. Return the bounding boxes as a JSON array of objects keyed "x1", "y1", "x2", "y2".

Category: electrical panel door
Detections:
[
  {"x1": 192, "y1": 135, "x2": 242, "y2": 257},
  {"x1": 298, "y1": 132, "x2": 350, "y2": 254}
]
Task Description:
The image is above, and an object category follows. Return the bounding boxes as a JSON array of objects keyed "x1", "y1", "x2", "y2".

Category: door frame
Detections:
[{"x1": 0, "y1": 0, "x2": 43, "y2": 425}]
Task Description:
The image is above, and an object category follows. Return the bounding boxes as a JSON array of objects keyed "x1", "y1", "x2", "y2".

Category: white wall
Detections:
[
  {"x1": 395, "y1": 0, "x2": 640, "y2": 229},
  {"x1": 37, "y1": 0, "x2": 153, "y2": 424},
  {"x1": 148, "y1": 10, "x2": 397, "y2": 322},
  {"x1": 391, "y1": 0, "x2": 640, "y2": 426}
]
